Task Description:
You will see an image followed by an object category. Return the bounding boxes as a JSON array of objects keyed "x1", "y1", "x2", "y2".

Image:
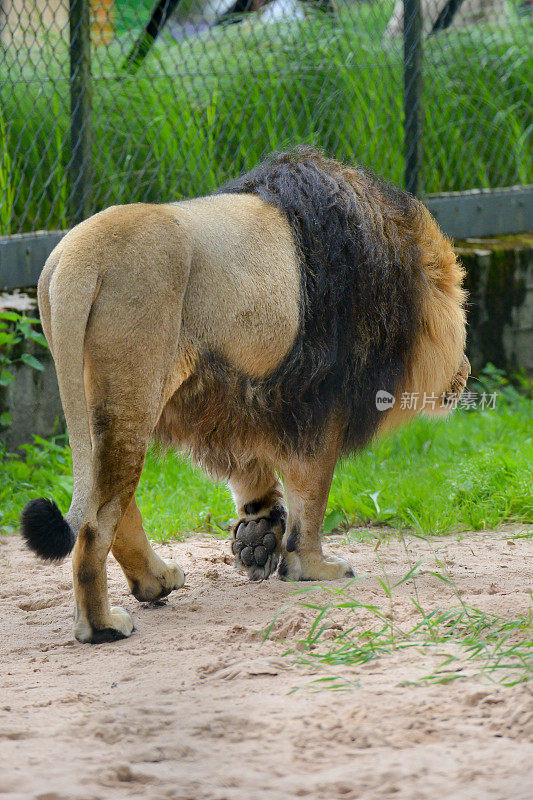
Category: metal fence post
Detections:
[
  {"x1": 69, "y1": 0, "x2": 93, "y2": 225},
  {"x1": 403, "y1": 0, "x2": 422, "y2": 196}
]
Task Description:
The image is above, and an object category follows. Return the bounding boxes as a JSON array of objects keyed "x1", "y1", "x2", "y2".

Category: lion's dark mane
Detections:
[{"x1": 212, "y1": 148, "x2": 424, "y2": 455}]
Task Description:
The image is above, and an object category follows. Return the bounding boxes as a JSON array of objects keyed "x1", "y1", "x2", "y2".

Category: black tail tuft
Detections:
[{"x1": 20, "y1": 498, "x2": 76, "y2": 562}]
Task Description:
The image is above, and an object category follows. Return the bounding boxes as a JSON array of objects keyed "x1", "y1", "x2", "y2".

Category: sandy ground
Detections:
[{"x1": 0, "y1": 528, "x2": 532, "y2": 800}]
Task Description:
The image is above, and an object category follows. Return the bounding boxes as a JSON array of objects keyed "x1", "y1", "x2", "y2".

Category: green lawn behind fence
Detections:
[
  {"x1": 0, "y1": 6, "x2": 531, "y2": 233},
  {"x1": 2, "y1": 373, "x2": 531, "y2": 540}
]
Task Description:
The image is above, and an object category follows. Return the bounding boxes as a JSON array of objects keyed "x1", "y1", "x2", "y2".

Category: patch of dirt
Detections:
[{"x1": 0, "y1": 527, "x2": 532, "y2": 800}]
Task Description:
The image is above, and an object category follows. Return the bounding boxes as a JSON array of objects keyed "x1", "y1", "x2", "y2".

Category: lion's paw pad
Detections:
[{"x1": 232, "y1": 518, "x2": 279, "y2": 580}]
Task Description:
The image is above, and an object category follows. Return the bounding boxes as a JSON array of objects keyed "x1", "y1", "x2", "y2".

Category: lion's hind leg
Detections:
[
  {"x1": 229, "y1": 463, "x2": 286, "y2": 581},
  {"x1": 74, "y1": 336, "x2": 185, "y2": 641},
  {"x1": 72, "y1": 404, "x2": 152, "y2": 643},
  {"x1": 112, "y1": 496, "x2": 185, "y2": 602}
]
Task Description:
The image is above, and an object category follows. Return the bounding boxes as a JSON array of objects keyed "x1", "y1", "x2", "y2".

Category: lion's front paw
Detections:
[
  {"x1": 232, "y1": 509, "x2": 285, "y2": 581},
  {"x1": 130, "y1": 559, "x2": 185, "y2": 602},
  {"x1": 73, "y1": 605, "x2": 134, "y2": 644},
  {"x1": 278, "y1": 551, "x2": 355, "y2": 582}
]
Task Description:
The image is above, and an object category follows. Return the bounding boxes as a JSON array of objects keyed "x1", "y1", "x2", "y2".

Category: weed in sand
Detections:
[{"x1": 271, "y1": 546, "x2": 532, "y2": 690}]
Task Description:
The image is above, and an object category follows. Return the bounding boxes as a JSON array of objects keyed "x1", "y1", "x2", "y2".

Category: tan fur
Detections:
[
  {"x1": 112, "y1": 497, "x2": 185, "y2": 601},
  {"x1": 37, "y1": 185, "x2": 467, "y2": 642},
  {"x1": 278, "y1": 417, "x2": 352, "y2": 581},
  {"x1": 177, "y1": 194, "x2": 300, "y2": 377},
  {"x1": 382, "y1": 204, "x2": 468, "y2": 431}
]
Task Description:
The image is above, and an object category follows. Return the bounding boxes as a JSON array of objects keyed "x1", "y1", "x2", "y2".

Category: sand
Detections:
[{"x1": 0, "y1": 527, "x2": 531, "y2": 800}]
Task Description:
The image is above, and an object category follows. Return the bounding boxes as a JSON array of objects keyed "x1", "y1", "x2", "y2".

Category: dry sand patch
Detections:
[{"x1": 0, "y1": 529, "x2": 531, "y2": 800}]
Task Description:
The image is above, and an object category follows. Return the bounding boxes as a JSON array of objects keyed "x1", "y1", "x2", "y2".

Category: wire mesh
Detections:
[{"x1": 0, "y1": 0, "x2": 531, "y2": 235}]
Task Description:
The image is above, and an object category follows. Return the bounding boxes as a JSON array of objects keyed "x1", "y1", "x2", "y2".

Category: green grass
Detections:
[
  {"x1": 329, "y1": 394, "x2": 533, "y2": 537},
  {"x1": 271, "y1": 560, "x2": 532, "y2": 689},
  {"x1": 0, "y1": 4, "x2": 531, "y2": 232},
  {"x1": 1, "y1": 378, "x2": 531, "y2": 538}
]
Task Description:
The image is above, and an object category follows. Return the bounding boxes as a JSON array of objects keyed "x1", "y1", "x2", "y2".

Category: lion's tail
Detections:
[{"x1": 21, "y1": 241, "x2": 99, "y2": 561}]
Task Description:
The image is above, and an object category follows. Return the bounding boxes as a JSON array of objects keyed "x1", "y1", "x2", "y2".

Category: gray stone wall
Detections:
[
  {"x1": 458, "y1": 235, "x2": 533, "y2": 377},
  {"x1": 0, "y1": 340, "x2": 64, "y2": 451}
]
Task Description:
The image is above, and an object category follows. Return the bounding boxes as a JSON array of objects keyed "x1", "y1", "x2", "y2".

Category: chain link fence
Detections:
[{"x1": 0, "y1": 0, "x2": 531, "y2": 285}]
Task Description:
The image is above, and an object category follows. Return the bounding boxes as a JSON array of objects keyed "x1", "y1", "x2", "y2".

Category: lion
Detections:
[{"x1": 21, "y1": 147, "x2": 470, "y2": 644}]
